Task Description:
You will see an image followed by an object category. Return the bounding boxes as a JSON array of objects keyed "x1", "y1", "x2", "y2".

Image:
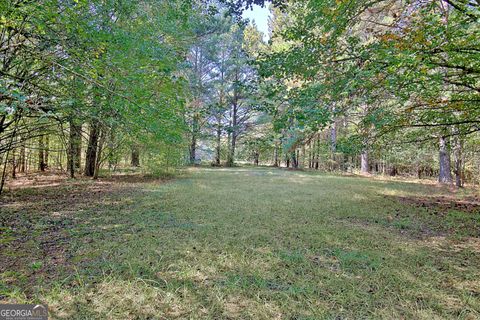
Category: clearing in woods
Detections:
[{"x1": 1, "y1": 167, "x2": 479, "y2": 319}]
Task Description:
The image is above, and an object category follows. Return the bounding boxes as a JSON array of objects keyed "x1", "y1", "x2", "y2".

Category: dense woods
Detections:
[{"x1": 1, "y1": 0, "x2": 479, "y2": 194}]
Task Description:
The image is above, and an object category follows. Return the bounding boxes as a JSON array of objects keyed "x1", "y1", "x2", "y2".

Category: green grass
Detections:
[{"x1": 1, "y1": 167, "x2": 479, "y2": 319}]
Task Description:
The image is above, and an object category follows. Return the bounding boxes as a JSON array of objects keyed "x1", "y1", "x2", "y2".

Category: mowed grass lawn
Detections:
[{"x1": 1, "y1": 167, "x2": 479, "y2": 319}]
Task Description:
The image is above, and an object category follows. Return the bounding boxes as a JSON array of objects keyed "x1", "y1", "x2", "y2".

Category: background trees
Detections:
[
  {"x1": 1, "y1": 0, "x2": 479, "y2": 192},
  {"x1": 184, "y1": 7, "x2": 262, "y2": 167},
  {"x1": 1, "y1": 0, "x2": 194, "y2": 192},
  {"x1": 236, "y1": 0, "x2": 480, "y2": 186}
]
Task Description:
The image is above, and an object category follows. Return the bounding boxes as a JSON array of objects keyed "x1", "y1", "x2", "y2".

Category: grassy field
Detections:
[{"x1": 1, "y1": 167, "x2": 479, "y2": 319}]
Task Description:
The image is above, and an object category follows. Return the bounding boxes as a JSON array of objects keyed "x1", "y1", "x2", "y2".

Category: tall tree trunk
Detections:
[
  {"x1": 308, "y1": 141, "x2": 313, "y2": 169},
  {"x1": 131, "y1": 145, "x2": 140, "y2": 167},
  {"x1": 20, "y1": 143, "x2": 25, "y2": 173},
  {"x1": 360, "y1": 105, "x2": 371, "y2": 175},
  {"x1": 227, "y1": 95, "x2": 238, "y2": 168},
  {"x1": 215, "y1": 117, "x2": 221, "y2": 166},
  {"x1": 84, "y1": 121, "x2": 99, "y2": 177},
  {"x1": 273, "y1": 142, "x2": 279, "y2": 167},
  {"x1": 228, "y1": 133, "x2": 236, "y2": 167},
  {"x1": 453, "y1": 133, "x2": 463, "y2": 187},
  {"x1": 291, "y1": 150, "x2": 298, "y2": 169},
  {"x1": 74, "y1": 125, "x2": 82, "y2": 172},
  {"x1": 300, "y1": 145, "x2": 305, "y2": 169},
  {"x1": 438, "y1": 136, "x2": 452, "y2": 184},
  {"x1": 360, "y1": 149, "x2": 369, "y2": 174},
  {"x1": 93, "y1": 128, "x2": 106, "y2": 179},
  {"x1": 189, "y1": 113, "x2": 199, "y2": 165},
  {"x1": 11, "y1": 148, "x2": 16, "y2": 179},
  {"x1": 68, "y1": 120, "x2": 82, "y2": 178},
  {"x1": 44, "y1": 135, "x2": 49, "y2": 169},
  {"x1": 190, "y1": 134, "x2": 197, "y2": 165},
  {"x1": 330, "y1": 119, "x2": 337, "y2": 171},
  {"x1": 38, "y1": 135, "x2": 45, "y2": 171}
]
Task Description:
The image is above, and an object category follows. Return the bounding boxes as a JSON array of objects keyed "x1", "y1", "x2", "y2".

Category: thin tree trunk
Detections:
[
  {"x1": 308, "y1": 141, "x2": 313, "y2": 169},
  {"x1": 453, "y1": 133, "x2": 463, "y2": 187},
  {"x1": 215, "y1": 117, "x2": 221, "y2": 166},
  {"x1": 227, "y1": 102, "x2": 238, "y2": 167},
  {"x1": 189, "y1": 108, "x2": 200, "y2": 165},
  {"x1": 11, "y1": 148, "x2": 16, "y2": 179},
  {"x1": 44, "y1": 135, "x2": 49, "y2": 168},
  {"x1": 190, "y1": 134, "x2": 197, "y2": 165},
  {"x1": 93, "y1": 128, "x2": 106, "y2": 179},
  {"x1": 74, "y1": 124, "x2": 82, "y2": 172},
  {"x1": 300, "y1": 145, "x2": 305, "y2": 169},
  {"x1": 330, "y1": 120, "x2": 337, "y2": 171},
  {"x1": 68, "y1": 120, "x2": 81, "y2": 178},
  {"x1": 0, "y1": 117, "x2": 19, "y2": 195},
  {"x1": 228, "y1": 133, "x2": 237, "y2": 167},
  {"x1": 20, "y1": 143, "x2": 25, "y2": 173},
  {"x1": 38, "y1": 135, "x2": 45, "y2": 171}
]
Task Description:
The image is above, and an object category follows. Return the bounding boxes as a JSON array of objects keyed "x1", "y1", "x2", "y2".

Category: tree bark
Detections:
[
  {"x1": 360, "y1": 149, "x2": 369, "y2": 174},
  {"x1": 131, "y1": 145, "x2": 140, "y2": 167},
  {"x1": 215, "y1": 117, "x2": 221, "y2": 166},
  {"x1": 227, "y1": 133, "x2": 237, "y2": 167},
  {"x1": 84, "y1": 122, "x2": 99, "y2": 177},
  {"x1": 74, "y1": 128, "x2": 82, "y2": 171},
  {"x1": 308, "y1": 140, "x2": 313, "y2": 169},
  {"x1": 330, "y1": 121, "x2": 337, "y2": 171},
  {"x1": 300, "y1": 145, "x2": 305, "y2": 169},
  {"x1": 93, "y1": 128, "x2": 106, "y2": 180},
  {"x1": 438, "y1": 136, "x2": 453, "y2": 184},
  {"x1": 44, "y1": 135, "x2": 49, "y2": 168},
  {"x1": 453, "y1": 134, "x2": 463, "y2": 187},
  {"x1": 291, "y1": 150, "x2": 298, "y2": 169},
  {"x1": 38, "y1": 135, "x2": 46, "y2": 171},
  {"x1": 68, "y1": 120, "x2": 82, "y2": 178},
  {"x1": 273, "y1": 142, "x2": 279, "y2": 167},
  {"x1": 19, "y1": 143, "x2": 25, "y2": 173},
  {"x1": 190, "y1": 134, "x2": 197, "y2": 165},
  {"x1": 11, "y1": 149, "x2": 16, "y2": 179},
  {"x1": 227, "y1": 94, "x2": 238, "y2": 167}
]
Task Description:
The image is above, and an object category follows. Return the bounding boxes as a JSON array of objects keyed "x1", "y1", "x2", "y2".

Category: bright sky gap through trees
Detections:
[{"x1": 242, "y1": 4, "x2": 271, "y2": 40}]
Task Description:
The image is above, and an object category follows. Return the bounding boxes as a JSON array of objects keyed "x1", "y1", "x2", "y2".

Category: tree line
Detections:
[
  {"x1": 0, "y1": 0, "x2": 238, "y2": 194},
  {"x1": 1, "y1": 0, "x2": 479, "y2": 194},
  {"x1": 234, "y1": 0, "x2": 479, "y2": 187}
]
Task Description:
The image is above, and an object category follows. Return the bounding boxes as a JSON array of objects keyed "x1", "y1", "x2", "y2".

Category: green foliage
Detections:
[{"x1": 247, "y1": 0, "x2": 479, "y2": 177}]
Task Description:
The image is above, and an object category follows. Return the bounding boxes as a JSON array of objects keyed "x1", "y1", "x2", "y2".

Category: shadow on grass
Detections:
[{"x1": 1, "y1": 169, "x2": 479, "y2": 319}]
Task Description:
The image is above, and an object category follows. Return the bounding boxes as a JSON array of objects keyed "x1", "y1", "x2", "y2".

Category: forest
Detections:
[{"x1": 1, "y1": 0, "x2": 479, "y2": 318}]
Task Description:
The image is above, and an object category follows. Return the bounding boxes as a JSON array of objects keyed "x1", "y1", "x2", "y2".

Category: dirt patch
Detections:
[{"x1": 396, "y1": 195, "x2": 480, "y2": 215}]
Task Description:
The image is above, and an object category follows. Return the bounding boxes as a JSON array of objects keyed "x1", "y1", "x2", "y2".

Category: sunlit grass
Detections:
[{"x1": 1, "y1": 167, "x2": 479, "y2": 319}]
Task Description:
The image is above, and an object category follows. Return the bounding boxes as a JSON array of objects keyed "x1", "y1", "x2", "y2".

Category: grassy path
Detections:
[{"x1": 1, "y1": 167, "x2": 479, "y2": 319}]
